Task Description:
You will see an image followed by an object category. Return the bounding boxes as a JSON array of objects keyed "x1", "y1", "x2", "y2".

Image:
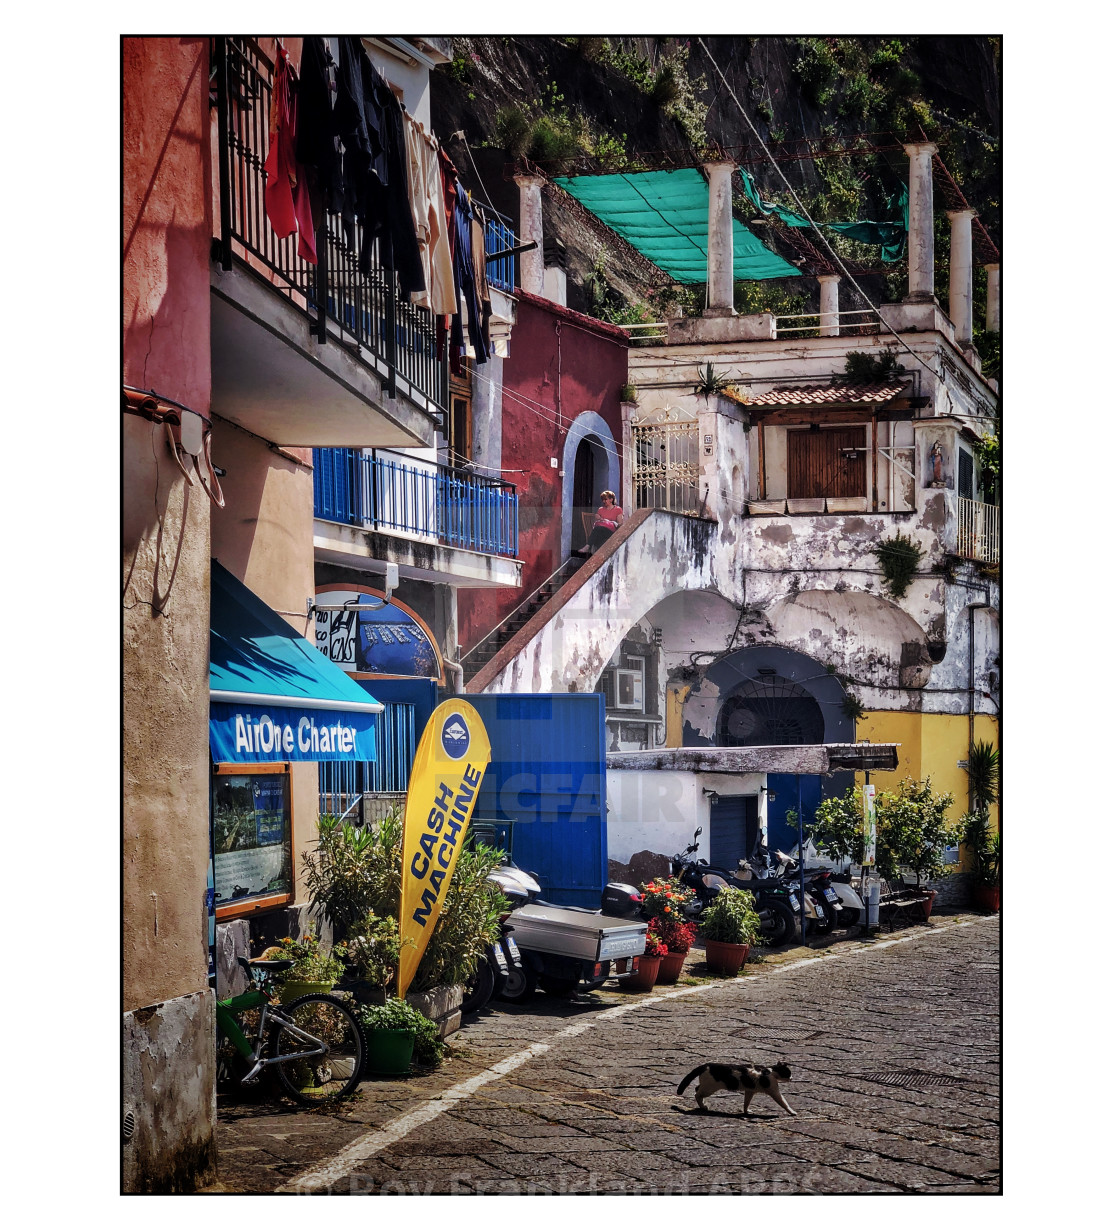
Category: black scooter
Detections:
[{"x1": 671, "y1": 827, "x2": 800, "y2": 946}]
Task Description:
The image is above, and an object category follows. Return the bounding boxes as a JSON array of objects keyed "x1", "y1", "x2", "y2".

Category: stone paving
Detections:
[{"x1": 212, "y1": 913, "x2": 1000, "y2": 1195}]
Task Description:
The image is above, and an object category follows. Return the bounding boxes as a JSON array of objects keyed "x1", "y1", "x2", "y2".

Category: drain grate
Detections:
[
  {"x1": 123, "y1": 1109, "x2": 136, "y2": 1142},
  {"x1": 731, "y1": 1026, "x2": 824, "y2": 1043},
  {"x1": 849, "y1": 1070, "x2": 959, "y2": 1090}
]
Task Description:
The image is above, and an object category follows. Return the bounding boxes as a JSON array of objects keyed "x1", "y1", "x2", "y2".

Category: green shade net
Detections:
[
  {"x1": 554, "y1": 168, "x2": 800, "y2": 283},
  {"x1": 740, "y1": 168, "x2": 908, "y2": 263}
]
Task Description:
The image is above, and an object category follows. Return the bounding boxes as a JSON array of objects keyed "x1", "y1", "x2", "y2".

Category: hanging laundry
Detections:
[
  {"x1": 357, "y1": 55, "x2": 425, "y2": 292},
  {"x1": 405, "y1": 118, "x2": 456, "y2": 315},
  {"x1": 436, "y1": 147, "x2": 460, "y2": 361},
  {"x1": 470, "y1": 214, "x2": 493, "y2": 356},
  {"x1": 450, "y1": 181, "x2": 487, "y2": 369},
  {"x1": 263, "y1": 44, "x2": 316, "y2": 262},
  {"x1": 296, "y1": 36, "x2": 344, "y2": 226}
]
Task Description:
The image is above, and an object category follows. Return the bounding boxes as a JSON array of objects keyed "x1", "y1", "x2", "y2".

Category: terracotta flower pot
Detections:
[
  {"x1": 625, "y1": 954, "x2": 662, "y2": 992},
  {"x1": 919, "y1": 889, "x2": 937, "y2": 920},
  {"x1": 656, "y1": 950, "x2": 687, "y2": 984},
  {"x1": 974, "y1": 883, "x2": 1000, "y2": 913},
  {"x1": 704, "y1": 939, "x2": 750, "y2": 976}
]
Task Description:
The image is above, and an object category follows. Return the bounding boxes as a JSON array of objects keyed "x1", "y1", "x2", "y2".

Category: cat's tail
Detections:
[{"x1": 677, "y1": 1065, "x2": 707, "y2": 1095}]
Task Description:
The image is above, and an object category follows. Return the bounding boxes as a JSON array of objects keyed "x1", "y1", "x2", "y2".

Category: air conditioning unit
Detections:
[{"x1": 609, "y1": 668, "x2": 644, "y2": 711}]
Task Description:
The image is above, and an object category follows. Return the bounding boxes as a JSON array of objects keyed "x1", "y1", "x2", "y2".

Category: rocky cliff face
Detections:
[{"x1": 431, "y1": 36, "x2": 1000, "y2": 321}]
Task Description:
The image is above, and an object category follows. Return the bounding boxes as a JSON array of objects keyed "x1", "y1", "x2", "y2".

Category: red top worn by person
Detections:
[{"x1": 588, "y1": 490, "x2": 624, "y2": 551}]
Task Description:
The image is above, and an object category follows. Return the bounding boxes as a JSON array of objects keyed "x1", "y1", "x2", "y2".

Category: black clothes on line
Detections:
[
  {"x1": 295, "y1": 36, "x2": 343, "y2": 225},
  {"x1": 450, "y1": 182, "x2": 487, "y2": 368}
]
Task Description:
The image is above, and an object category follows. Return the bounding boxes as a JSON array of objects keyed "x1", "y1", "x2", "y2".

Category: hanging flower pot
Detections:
[
  {"x1": 656, "y1": 950, "x2": 687, "y2": 984},
  {"x1": 704, "y1": 939, "x2": 750, "y2": 977},
  {"x1": 625, "y1": 954, "x2": 662, "y2": 992}
]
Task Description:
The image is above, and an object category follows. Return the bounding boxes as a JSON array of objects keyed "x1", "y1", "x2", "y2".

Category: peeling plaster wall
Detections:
[{"x1": 123, "y1": 990, "x2": 217, "y2": 1193}]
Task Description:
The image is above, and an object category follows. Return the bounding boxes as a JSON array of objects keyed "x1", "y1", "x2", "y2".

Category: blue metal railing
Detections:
[
  {"x1": 483, "y1": 210, "x2": 516, "y2": 292},
  {"x1": 313, "y1": 447, "x2": 519, "y2": 558}
]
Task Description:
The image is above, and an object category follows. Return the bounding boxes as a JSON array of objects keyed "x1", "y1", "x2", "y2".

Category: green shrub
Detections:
[
  {"x1": 875, "y1": 777, "x2": 961, "y2": 883},
  {"x1": 303, "y1": 810, "x2": 504, "y2": 993},
  {"x1": 698, "y1": 888, "x2": 761, "y2": 945},
  {"x1": 810, "y1": 787, "x2": 866, "y2": 866}
]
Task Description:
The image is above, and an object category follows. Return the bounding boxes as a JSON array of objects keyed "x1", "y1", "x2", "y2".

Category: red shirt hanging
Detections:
[{"x1": 264, "y1": 44, "x2": 317, "y2": 264}]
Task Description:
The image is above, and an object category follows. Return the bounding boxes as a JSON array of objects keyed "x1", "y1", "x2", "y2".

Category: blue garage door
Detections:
[{"x1": 709, "y1": 795, "x2": 760, "y2": 869}]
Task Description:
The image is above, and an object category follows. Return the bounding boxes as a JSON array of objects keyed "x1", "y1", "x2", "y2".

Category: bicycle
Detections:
[{"x1": 215, "y1": 957, "x2": 366, "y2": 1106}]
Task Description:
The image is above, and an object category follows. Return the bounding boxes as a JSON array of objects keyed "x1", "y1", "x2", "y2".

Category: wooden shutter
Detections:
[{"x1": 787, "y1": 427, "x2": 866, "y2": 498}]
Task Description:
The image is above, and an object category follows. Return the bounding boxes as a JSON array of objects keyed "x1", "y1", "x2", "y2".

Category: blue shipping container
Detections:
[{"x1": 467, "y1": 693, "x2": 607, "y2": 908}]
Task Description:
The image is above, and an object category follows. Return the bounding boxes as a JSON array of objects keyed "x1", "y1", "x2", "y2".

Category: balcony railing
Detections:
[
  {"x1": 213, "y1": 37, "x2": 448, "y2": 412},
  {"x1": 956, "y1": 496, "x2": 1000, "y2": 565},
  {"x1": 314, "y1": 447, "x2": 519, "y2": 558}
]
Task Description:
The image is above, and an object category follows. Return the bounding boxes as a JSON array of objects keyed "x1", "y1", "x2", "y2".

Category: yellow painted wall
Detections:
[{"x1": 856, "y1": 710, "x2": 999, "y2": 868}]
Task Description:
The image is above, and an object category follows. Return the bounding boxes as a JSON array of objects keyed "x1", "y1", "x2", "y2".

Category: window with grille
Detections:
[{"x1": 717, "y1": 675, "x2": 825, "y2": 746}]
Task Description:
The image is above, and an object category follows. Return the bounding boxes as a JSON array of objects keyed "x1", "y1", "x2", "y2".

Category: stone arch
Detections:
[
  {"x1": 561, "y1": 411, "x2": 620, "y2": 558},
  {"x1": 765, "y1": 588, "x2": 935, "y2": 691},
  {"x1": 682, "y1": 644, "x2": 854, "y2": 747}
]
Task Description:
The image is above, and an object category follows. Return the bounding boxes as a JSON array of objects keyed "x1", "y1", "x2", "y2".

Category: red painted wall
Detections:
[
  {"x1": 458, "y1": 292, "x2": 627, "y2": 654},
  {"x1": 123, "y1": 37, "x2": 212, "y2": 411}
]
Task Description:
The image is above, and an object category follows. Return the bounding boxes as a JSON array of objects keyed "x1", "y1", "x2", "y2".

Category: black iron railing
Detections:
[{"x1": 213, "y1": 37, "x2": 448, "y2": 413}]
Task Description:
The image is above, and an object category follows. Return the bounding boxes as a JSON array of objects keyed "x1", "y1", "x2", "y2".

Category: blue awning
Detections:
[{"x1": 209, "y1": 561, "x2": 383, "y2": 763}]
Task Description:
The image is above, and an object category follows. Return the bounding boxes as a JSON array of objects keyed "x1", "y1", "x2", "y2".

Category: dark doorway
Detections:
[
  {"x1": 709, "y1": 794, "x2": 760, "y2": 869},
  {"x1": 572, "y1": 437, "x2": 595, "y2": 553}
]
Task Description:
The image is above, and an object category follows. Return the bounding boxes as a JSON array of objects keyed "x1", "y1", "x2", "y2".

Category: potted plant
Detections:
[
  {"x1": 655, "y1": 918, "x2": 697, "y2": 984},
  {"x1": 626, "y1": 927, "x2": 668, "y2": 992},
  {"x1": 267, "y1": 931, "x2": 348, "y2": 1004},
  {"x1": 962, "y1": 812, "x2": 1000, "y2": 912},
  {"x1": 698, "y1": 887, "x2": 760, "y2": 975},
  {"x1": 620, "y1": 381, "x2": 638, "y2": 405},
  {"x1": 357, "y1": 997, "x2": 442, "y2": 1076},
  {"x1": 875, "y1": 777, "x2": 962, "y2": 916}
]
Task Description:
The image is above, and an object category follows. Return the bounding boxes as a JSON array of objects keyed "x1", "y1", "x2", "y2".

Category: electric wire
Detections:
[{"x1": 695, "y1": 38, "x2": 971, "y2": 409}]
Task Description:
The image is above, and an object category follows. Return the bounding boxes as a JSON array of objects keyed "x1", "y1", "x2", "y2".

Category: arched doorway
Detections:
[
  {"x1": 561, "y1": 411, "x2": 620, "y2": 558},
  {"x1": 572, "y1": 437, "x2": 595, "y2": 553}
]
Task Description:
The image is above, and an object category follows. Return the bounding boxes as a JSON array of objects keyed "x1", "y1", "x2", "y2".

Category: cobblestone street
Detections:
[{"x1": 214, "y1": 914, "x2": 1000, "y2": 1195}]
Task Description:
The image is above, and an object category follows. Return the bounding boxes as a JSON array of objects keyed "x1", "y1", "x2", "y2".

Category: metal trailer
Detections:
[{"x1": 505, "y1": 902, "x2": 647, "y2": 995}]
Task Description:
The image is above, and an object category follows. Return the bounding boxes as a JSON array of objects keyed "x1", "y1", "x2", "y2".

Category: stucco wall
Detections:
[
  {"x1": 607, "y1": 769, "x2": 767, "y2": 865},
  {"x1": 209, "y1": 417, "x2": 320, "y2": 902},
  {"x1": 457, "y1": 295, "x2": 627, "y2": 655},
  {"x1": 123, "y1": 36, "x2": 213, "y2": 1014}
]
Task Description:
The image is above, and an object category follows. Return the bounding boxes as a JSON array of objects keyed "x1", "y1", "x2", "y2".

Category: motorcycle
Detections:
[
  {"x1": 671, "y1": 827, "x2": 800, "y2": 947},
  {"x1": 753, "y1": 845, "x2": 864, "y2": 932}
]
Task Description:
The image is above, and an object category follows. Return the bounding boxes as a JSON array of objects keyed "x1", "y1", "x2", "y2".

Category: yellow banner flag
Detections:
[{"x1": 397, "y1": 700, "x2": 492, "y2": 998}]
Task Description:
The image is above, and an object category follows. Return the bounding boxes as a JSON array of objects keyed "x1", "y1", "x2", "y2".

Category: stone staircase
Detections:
[{"x1": 460, "y1": 556, "x2": 586, "y2": 684}]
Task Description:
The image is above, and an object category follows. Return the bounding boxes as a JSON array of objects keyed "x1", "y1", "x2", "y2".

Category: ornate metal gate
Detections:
[{"x1": 630, "y1": 407, "x2": 700, "y2": 515}]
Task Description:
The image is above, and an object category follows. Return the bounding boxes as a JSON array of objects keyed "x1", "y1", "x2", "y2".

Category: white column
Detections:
[
  {"x1": 513, "y1": 174, "x2": 545, "y2": 296},
  {"x1": 903, "y1": 141, "x2": 938, "y2": 302},
  {"x1": 818, "y1": 274, "x2": 841, "y2": 336},
  {"x1": 703, "y1": 161, "x2": 737, "y2": 316},
  {"x1": 983, "y1": 263, "x2": 1000, "y2": 334},
  {"x1": 948, "y1": 209, "x2": 977, "y2": 345}
]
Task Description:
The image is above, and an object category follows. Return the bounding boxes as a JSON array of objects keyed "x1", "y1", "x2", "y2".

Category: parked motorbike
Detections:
[
  {"x1": 751, "y1": 845, "x2": 864, "y2": 932},
  {"x1": 670, "y1": 827, "x2": 800, "y2": 947}
]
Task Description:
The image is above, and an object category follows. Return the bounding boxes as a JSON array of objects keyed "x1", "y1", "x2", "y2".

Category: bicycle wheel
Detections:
[{"x1": 270, "y1": 994, "x2": 366, "y2": 1105}]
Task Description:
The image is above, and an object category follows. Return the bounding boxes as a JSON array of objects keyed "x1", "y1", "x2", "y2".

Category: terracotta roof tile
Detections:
[{"x1": 728, "y1": 380, "x2": 909, "y2": 408}]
